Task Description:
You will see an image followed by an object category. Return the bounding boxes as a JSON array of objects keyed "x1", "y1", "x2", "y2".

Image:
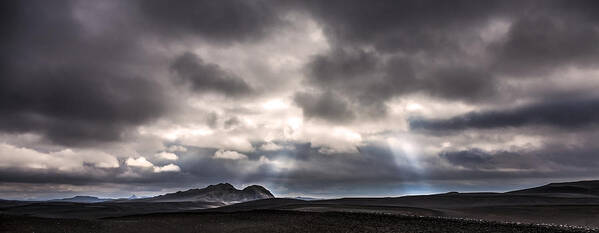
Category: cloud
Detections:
[
  {"x1": 259, "y1": 142, "x2": 283, "y2": 151},
  {"x1": 492, "y1": 15, "x2": 599, "y2": 75},
  {"x1": 167, "y1": 145, "x2": 187, "y2": 152},
  {"x1": 437, "y1": 141, "x2": 599, "y2": 179},
  {"x1": 170, "y1": 52, "x2": 252, "y2": 96},
  {"x1": 126, "y1": 156, "x2": 180, "y2": 173},
  {"x1": 296, "y1": 0, "x2": 599, "y2": 119},
  {"x1": 156, "y1": 152, "x2": 178, "y2": 160},
  {"x1": 300, "y1": 0, "x2": 504, "y2": 53},
  {"x1": 0, "y1": 143, "x2": 119, "y2": 171},
  {"x1": 153, "y1": 164, "x2": 181, "y2": 173},
  {"x1": 213, "y1": 149, "x2": 248, "y2": 160},
  {"x1": 294, "y1": 91, "x2": 355, "y2": 122},
  {"x1": 420, "y1": 66, "x2": 496, "y2": 101},
  {"x1": 410, "y1": 98, "x2": 599, "y2": 131},
  {"x1": 126, "y1": 157, "x2": 154, "y2": 168},
  {"x1": 301, "y1": 48, "x2": 498, "y2": 120},
  {"x1": 137, "y1": 0, "x2": 285, "y2": 44},
  {"x1": 224, "y1": 117, "x2": 241, "y2": 129},
  {"x1": 0, "y1": 0, "x2": 167, "y2": 146},
  {"x1": 306, "y1": 48, "x2": 382, "y2": 88}
]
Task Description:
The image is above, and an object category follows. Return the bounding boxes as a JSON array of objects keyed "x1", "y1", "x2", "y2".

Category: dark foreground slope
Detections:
[
  {"x1": 0, "y1": 201, "x2": 220, "y2": 219},
  {"x1": 199, "y1": 194, "x2": 599, "y2": 228},
  {"x1": 2, "y1": 210, "x2": 597, "y2": 233}
]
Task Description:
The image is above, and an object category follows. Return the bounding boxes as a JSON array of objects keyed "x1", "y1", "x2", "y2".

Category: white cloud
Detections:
[
  {"x1": 260, "y1": 142, "x2": 283, "y2": 151},
  {"x1": 0, "y1": 143, "x2": 119, "y2": 171},
  {"x1": 153, "y1": 164, "x2": 181, "y2": 173},
  {"x1": 167, "y1": 145, "x2": 187, "y2": 152},
  {"x1": 125, "y1": 157, "x2": 154, "y2": 168},
  {"x1": 306, "y1": 127, "x2": 362, "y2": 154},
  {"x1": 213, "y1": 149, "x2": 248, "y2": 160},
  {"x1": 126, "y1": 156, "x2": 181, "y2": 173},
  {"x1": 156, "y1": 151, "x2": 178, "y2": 160}
]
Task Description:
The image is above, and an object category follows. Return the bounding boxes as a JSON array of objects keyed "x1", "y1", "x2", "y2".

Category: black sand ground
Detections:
[{"x1": 1, "y1": 210, "x2": 597, "y2": 233}]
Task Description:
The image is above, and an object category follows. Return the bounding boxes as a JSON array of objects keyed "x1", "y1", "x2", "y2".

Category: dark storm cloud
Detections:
[
  {"x1": 300, "y1": 0, "x2": 599, "y2": 66},
  {"x1": 2, "y1": 0, "x2": 290, "y2": 146},
  {"x1": 137, "y1": 0, "x2": 284, "y2": 44},
  {"x1": 306, "y1": 48, "x2": 382, "y2": 87},
  {"x1": 301, "y1": 48, "x2": 497, "y2": 120},
  {"x1": 440, "y1": 149, "x2": 526, "y2": 170},
  {"x1": 421, "y1": 67, "x2": 496, "y2": 101},
  {"x1": 302, "y1": 48, "x2": 393, "y2": 117},
  {"x1": 437, "y1": 142, "x2": 599, "y2": 180},
  {"x1": 0, "y1": 0, "x2": 167, "y2": 146},
  {"x1": 410, "y1": 98, "x2": 599, "y2": 131},
  {"x1": 0, "y1": 167, "x2": 115, "y2": 186},
  {"x1": 297, "y1": 0, "x2": 599, "y2": 120},
  {"x1": 293, "y1": 91, "x2": 355, "y2": 122},
  {"x1": 170, "y1": 52, "x2": 252, "y2": 96},
  {"x1": 493, "y1": 15, "x2": 599, "y2": 75},
  {"x1": 299, "y1": 0, "x2": 507, "y2": 53}
]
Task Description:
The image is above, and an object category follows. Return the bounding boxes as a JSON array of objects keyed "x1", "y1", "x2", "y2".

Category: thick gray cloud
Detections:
[
  {"x1": 171, "y1": 52, "x2": 252, "y2": 96},
  {"x1": 137, "y1": 0, "x2": 284, "y2": 44},
  {"x1": 299, "y1": 0, "x2": 507, "y2": 53},
  {"x1": 440, "y1": 149, "x2": 532, "y2": 171},
  {"x1": 410, "y1": 98, "x2": 599, "y2": 131},
  {"x1": 300, "y1": 48, "x2": 498, "y2": 120},
  {"x1": 294, "y1": 91, "x2": 355, "y2": 122},
  {"x1": 493, "y1": 15, "x2": 599, "y2": 75},
  {"x1": 438, "y1": 141, "x2": 599, "y2": 180},
  {"x1": 0, "y1": 0, "x2": 167, "y2": 146},
  {"x1": 298, "y1": 0, "x2": 599, "y2": 120}
]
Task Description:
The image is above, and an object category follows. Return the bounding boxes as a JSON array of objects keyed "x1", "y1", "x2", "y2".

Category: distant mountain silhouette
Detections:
[
  {"x1": 51, "y1": 196, "x2": 112, "y2": 203},
  {"x1": 138, "y1": 183, "x2": 274, "y2": 203},
  {"x1": 508, "y1": 180, "x2": 599, "y2": 197}
]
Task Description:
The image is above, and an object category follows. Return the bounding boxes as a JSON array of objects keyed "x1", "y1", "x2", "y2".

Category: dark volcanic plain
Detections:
[
  {"x1": 2, "y1": 210, "x2": 597, "y2": 233},
  {"x1": 2, "y1": 181, "x2": 599, "y2": 233}
]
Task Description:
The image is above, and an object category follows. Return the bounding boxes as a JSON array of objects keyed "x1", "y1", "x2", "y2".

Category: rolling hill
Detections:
[{"x1": 508, "y1": 180, "x2": 599, "y2": 197}]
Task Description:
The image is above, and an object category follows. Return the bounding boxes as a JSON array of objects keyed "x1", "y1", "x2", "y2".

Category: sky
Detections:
[{"x1": 2, "y1": 0, "x2": 599, "y2": 200}]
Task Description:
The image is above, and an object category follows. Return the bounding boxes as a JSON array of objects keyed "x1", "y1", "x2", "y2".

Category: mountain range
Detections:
[
  {"x1": 51, "y1": 196, "x2": 112, "y2": 203},
  {"x1": 4, "y1": 180, "x2": 599, "y2": 228},
  {"x1": 50, "y1": 180, "x2": 599, "y2": 204}
]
